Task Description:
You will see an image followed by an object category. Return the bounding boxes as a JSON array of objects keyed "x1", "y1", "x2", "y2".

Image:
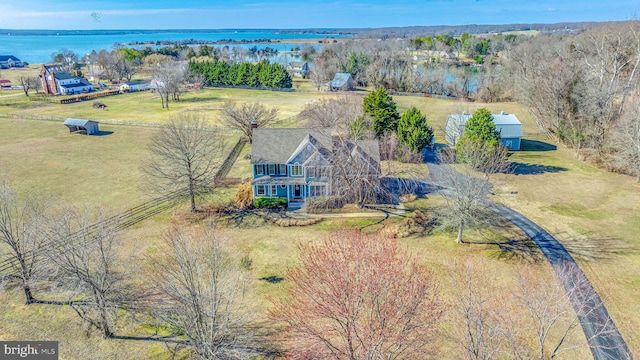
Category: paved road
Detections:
[
  {"x1": 423, "y1": 148, "x2": 632, "y2": 360},
  {"x1": 489, "y1": 202, "x2": 632, "y2": 360}
]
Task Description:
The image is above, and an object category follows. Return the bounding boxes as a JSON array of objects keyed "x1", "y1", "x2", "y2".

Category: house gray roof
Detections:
[
  {"x1": 339, "y1": 139, "x2": 382, "y2": 174},
  {"x1": 64, "y1": 118, "x2": 98, "y2": 127},
  {"x1": 123, "y1": 80, "x2": 150, "y2": 86},
  {"x1": 0, "y1": 55, "x2": 21, "y2": 62},
  {"x1": 252, "y1": 128, "x2": 332, "y2": 164},
  {"x1": 42, "y1": 64, "x2": 68, "y2": 73},
  {"x1": 86, "y1": 69, "x2": 106, "y2": 76},
  {"x1": 53, "y1": 73, "x2": 77, "y2": 80},
  {"x1": 327, "y1": 73, "x2": 354, "y2": 88}
]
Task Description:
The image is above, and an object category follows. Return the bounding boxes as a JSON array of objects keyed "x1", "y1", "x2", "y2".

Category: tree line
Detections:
[
  {"x1": 189, "y1": 59, "x2": 292, "y2": 89},
  {"x1": 505, "y1": 21, "x2": 640, "y2": 181}
]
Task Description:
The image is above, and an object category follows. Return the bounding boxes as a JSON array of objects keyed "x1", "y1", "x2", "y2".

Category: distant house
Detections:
[
  {"x1": 445, "y1": 111, "x2": 523, "y2": 150},
  {"x1": 0, "y1": 79, "x2": 11, "y2": 88},
  {"x1": 251, "y1": 128, "x2": 380, "y2": 208},
  {"x1": 326, "y1": 73, "x2": 355, "y2": 91},
  {"x1": 64, "y1": 118, "x2": 100, "y2": 135},
  {"x1": 120, "y1": 80, "x2": 152, "y2": 93},
  {"x1": 286, "y1": 62, "x2": 310, "y2": 77},
  {"x1": 40, "y1": 64, "x2": 94, "y2": 95},
  {"x1": 0, "y1": 55, "x2": 24, "y2": 69},
  {"x1": 86, "y1": 69, "x2": 107, "y2": 81}
]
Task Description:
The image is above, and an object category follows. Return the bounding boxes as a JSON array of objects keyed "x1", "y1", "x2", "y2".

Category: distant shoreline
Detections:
[{"x1": 117, "y1": 37, "x2": 344, "y2": 47}]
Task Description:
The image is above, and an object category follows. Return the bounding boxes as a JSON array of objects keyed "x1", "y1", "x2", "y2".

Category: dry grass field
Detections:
[{"x1": 0, "y1": 87, "x2": 638, "y2": 357}]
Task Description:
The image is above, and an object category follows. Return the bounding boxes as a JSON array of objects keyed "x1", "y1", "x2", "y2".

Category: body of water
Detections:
[{"x1": 0, "y1": 30, "x2": 339, "y2": 65}]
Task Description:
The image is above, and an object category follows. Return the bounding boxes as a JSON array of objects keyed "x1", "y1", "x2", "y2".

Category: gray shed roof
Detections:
[
  {"x1": 446, "y1": 111, "x2": 523, "y2": 139},
  {"x1": 252, "y1": 128, "x2": 332, "y2": 164},
  {"x1": 327, "y1": 73, "x2": 354, "y2": 88},
  {"x1": 64, "y1": 118, "x2": 98, "y2": 127}
]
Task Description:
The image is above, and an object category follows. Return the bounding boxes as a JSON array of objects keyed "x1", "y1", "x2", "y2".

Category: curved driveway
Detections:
[{"x1": 424, "y1": 150, "x2": 632, "y2": 360}]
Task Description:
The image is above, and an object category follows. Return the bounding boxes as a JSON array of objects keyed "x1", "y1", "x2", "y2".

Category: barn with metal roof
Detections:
[
  {"x1": 445, "y1": 111, "x2": 523, "y2": 150},
  {"x1": 63, "y1": 118, "x2": 99, "y2": 135}
]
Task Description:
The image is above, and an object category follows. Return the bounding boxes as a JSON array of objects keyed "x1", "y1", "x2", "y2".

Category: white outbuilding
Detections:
[
  {"x1": 64, "y1": 118, "x2": 100, "y2": 135},
  {"x1": 445, "y1": 111, "x2": 523, "y2": 150}
]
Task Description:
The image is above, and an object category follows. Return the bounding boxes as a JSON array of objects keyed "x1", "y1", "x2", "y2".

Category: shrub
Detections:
[
  {"x1": 399, "y1": 193, "x2": 417, "y2": 203},
  {"x1": 254, "y1": 197, "x2": 288, "y2": 209},
  {"x1": 235, "y1": 180, "x2": 254, "y2": 209},
  {"x1": 240, "y1": 255, "x2": 253, "y2": 270},
  {"x1": 306, "y1": 196, "x2": 346, "y2": 214}
]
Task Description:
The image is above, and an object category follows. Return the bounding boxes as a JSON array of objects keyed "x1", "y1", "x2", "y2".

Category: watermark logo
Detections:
[{"x1": 0, "y1": 342, "x2": 58, "y2": 359}]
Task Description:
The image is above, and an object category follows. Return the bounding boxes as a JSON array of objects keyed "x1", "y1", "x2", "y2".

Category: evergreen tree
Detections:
[
  {"x1": 397, "y1": 107, "x2": 434, "y2": 152},
  {"x1": 234, "y1": 62, "x2": 250, "y2": 86},
  {"x1": 456, "y1": 108, "x2": 504, "y2": 169},
  {"x1": 247, "y1": 62, "x2": 263, "y2": 87},
  {"x1": 363, "y1": 87, "x2": 400, "y2": 138}
]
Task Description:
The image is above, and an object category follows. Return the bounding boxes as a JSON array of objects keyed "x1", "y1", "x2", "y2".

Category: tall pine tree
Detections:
[
  {"x1": 363, "y1": 87, "x2": 400, "y2": 138},
  {"x1": 397, "y1": 107, "x2": 434, "y2": 152}
]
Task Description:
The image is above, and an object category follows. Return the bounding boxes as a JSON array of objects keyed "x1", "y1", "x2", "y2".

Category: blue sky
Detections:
[{"x1": 0, "y1": 0, "x2": 638, "y2": 29}]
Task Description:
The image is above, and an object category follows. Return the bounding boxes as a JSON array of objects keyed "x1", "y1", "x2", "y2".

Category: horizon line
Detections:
[{"x1": 0, "y1": 20, "x2": 634, "y2": 33}]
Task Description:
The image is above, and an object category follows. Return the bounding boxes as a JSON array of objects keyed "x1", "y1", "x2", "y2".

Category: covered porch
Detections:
[{"x1": 252, "y1": 178, "x2": 329, "y2": 207}]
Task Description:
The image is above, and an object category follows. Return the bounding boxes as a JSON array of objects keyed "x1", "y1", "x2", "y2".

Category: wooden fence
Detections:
[
  {"x1": 0, "y1": 189, "x2": 189, "y2": 275},
  {"x1": 59, "y1": 89, "x2": 121, "y2": 104},
  {"x1": 215, "y1": 137, "x2": 248, "y2": 181},
  {"x1": 0, "y1": 134, "x2": 248, "y2": 276}
]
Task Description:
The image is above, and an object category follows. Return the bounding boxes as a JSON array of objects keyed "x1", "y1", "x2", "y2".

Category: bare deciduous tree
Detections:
[
  {"x1": 298, "y1": 94, "x2": 363, "y2": 133},
  {"x1": 151, "y1": 223, "x2": 262, "y2": 359},
  {"x1": 111, "y1": 55, "x2": 142, "y2": 82},
  {"x1": 0, "y1": 181, "x2": 49, "y2": 304},
  {"x1": 143, "y1": 113, "x2": 224, "y2": 212},
  {"x1": 330, "y1": 135, "x2": 384, "y2": 208},
  {"x1": 447, "y1": 260, "x2": 596, "y2": 360},
  {"x1": 437, "y1": 142, "x2": 510, "y2": 243},
  {"x1": 448, "y1": 259, "x2": 509, "y2": 360},
  {"x1": 513, "y1": 263, "x2": 591, "y2": 360},
  {"x1": 18, "y1": 76, "x2": 40, "y2": 97},
  {"x1": 152, "y1": 61, "x2": 185, "y2": 110},
  {"x1": 271, "y1": 229, "x2": 444, "y2": 359},
  {"x1": 48, "y1": 206, "x2": 134, "y2": 338},
  {"x1": 310, "y1": 49, "x2": 338, "y2": 90},
  {"x1": 220, "y1": 101, "x2": 278, "y2": 143},
  {"x1": 614, "y1": 96, "x2": 640, "y2": 181}
]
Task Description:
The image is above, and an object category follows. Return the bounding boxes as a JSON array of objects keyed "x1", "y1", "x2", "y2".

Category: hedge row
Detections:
[
  {"x1": 254, "y1": 197, "x2": 288, "y2": 209},
  {"x1": 190, "y1": 59, "x2": 292, "y2": 89}
]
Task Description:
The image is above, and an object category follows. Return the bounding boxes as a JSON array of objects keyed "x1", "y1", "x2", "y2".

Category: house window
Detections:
[
  {"x1": 256, "y1": 185, "x2": 266, "y2": 196},
  {"x1": 268, "y1": 164, "x2": 276, "y2": 175},
  {"x1": 310, "y1": 185, "x2": 326, "y2": 197},
  {"x1": 280, "y1": 184, "x2": 286, "y2": 189},
  {"x1": 270, "y1": 185, "x2": 277, "y2": 195},
  {"x1": 279, "y1": 164, "x2": 287, "y2": 175},
  {"x1": 307, "y1": 167, "x2": 315, "y2": 178},
  {"x1": 255, "y1": 165, "x2": 264, "y2": 176},
  {"x1": 290, "y1": 164, "x2": 303, "y2": 177},
  {"x1": 316, "y1": 167, "x2": 328, "y2": 178}
]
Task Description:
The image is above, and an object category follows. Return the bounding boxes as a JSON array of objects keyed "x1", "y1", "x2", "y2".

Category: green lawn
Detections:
[
  {"x1": 0, "y1": 87, "x2": 343, "y2": 126},
  {"x1": 0, "y1": 89, "x2": 637, "y2": 357}
]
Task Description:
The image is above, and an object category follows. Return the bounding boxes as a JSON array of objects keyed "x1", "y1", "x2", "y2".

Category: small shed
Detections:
[
  {"x1": 491, "y1": 111, "x2": 523, "y2": 150},
  {"x1": 64, "y1": 118, "x2": 99, "y2": 135},
  {"x1": 445, "y1": 111, "x2": 523, "y2": 150},
  {"x1": 326, "y1": 73, "x2": 355, "y2": 91},
  {"x1": 120, "y1": 80, "x2": 152, "y2": 92}
]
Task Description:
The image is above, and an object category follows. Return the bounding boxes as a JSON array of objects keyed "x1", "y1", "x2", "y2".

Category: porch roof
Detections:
[{"x1": 251, "y1": 176, "x2": 307, "y2": 185}]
